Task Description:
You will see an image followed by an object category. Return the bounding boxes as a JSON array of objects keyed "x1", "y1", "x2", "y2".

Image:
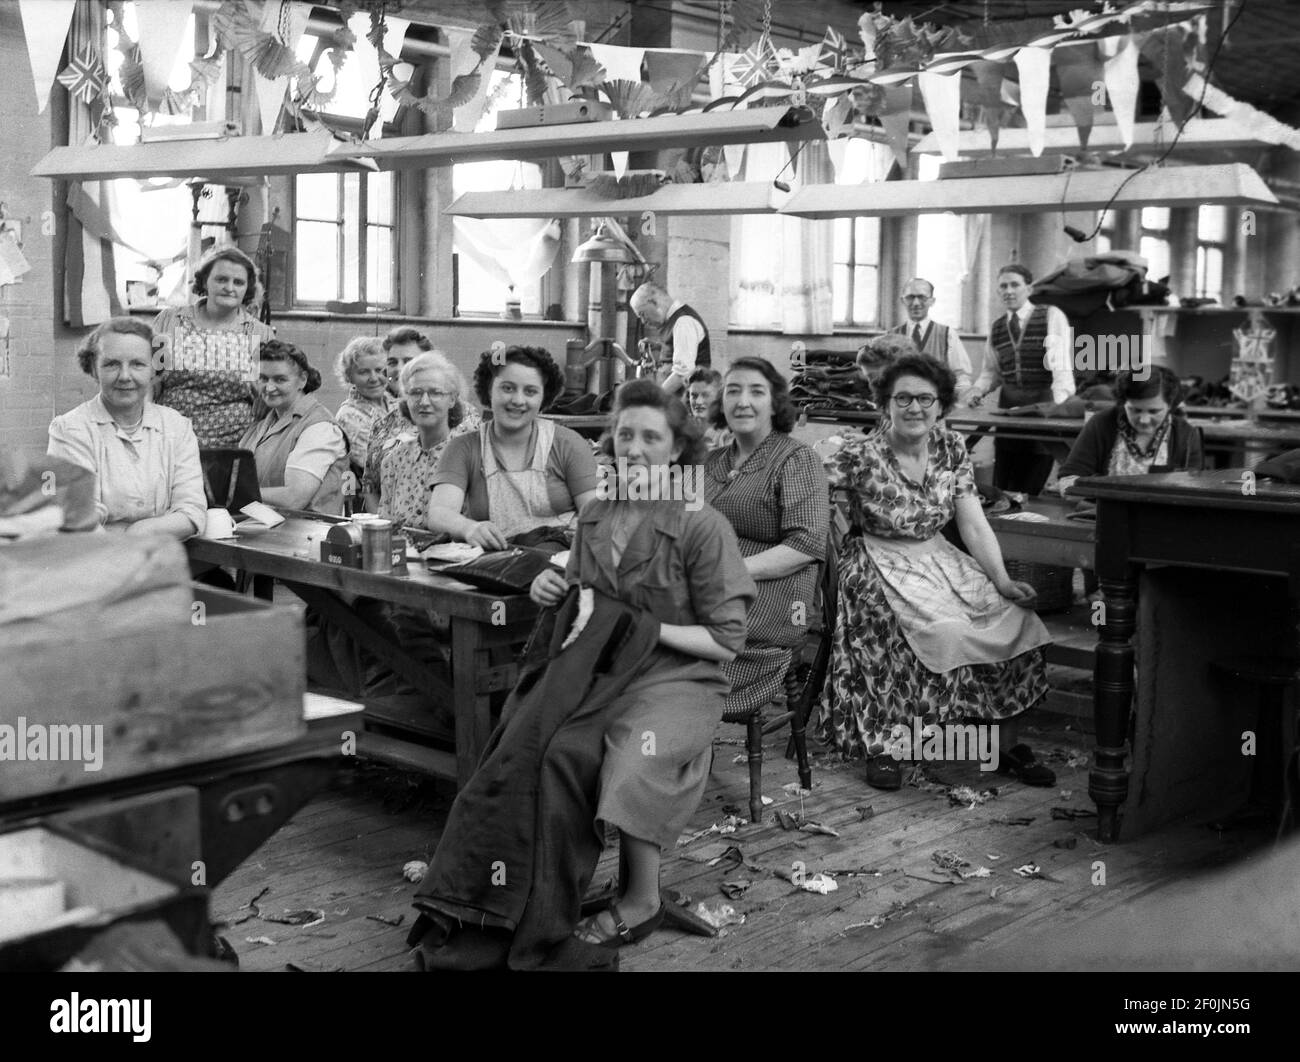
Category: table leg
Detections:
[
  {"x1": 450, "y1": 616, "x2": 493, "y2": 788},
  {"x1": 1091, "y1": 567, "x2": 1138, "y2": 843},
  {"x1": 252, "y1": 574, "x2": 274, "y2": 601}
]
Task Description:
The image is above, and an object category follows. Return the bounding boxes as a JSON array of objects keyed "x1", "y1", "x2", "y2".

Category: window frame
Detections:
[
  {"x1": 1194, "y1": 205, "x2": 1228, "y2": 302},
  {"x1": 832, "y1": 215, "x2": 882, "y2": 329},
  {"x1": 290, "y1": 170, "x2": 399, "y2": 310}
]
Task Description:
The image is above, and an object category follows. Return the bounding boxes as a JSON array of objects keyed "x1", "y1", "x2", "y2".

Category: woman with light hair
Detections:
[
  {"x1": 374, "y1": 350, "x2": 478, "y2": 528},
  {"x1": 333, "y1": 336, "x2": 395, "y2": 475}
]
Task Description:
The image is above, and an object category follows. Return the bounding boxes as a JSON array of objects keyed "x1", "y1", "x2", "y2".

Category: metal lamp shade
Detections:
[{"x1": 572, "y1": 225, "x2": 637, "y2": 264}]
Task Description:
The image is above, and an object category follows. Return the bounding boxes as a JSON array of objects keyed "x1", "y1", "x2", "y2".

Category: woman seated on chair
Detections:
[
  {"x1": 1055, "y1": 365, "x2": 1204, "y2": 495},
  {"x1": 817, "y1": 354, "x2": 1057, "y2": 790},
  {"x1": 426, "y1": 345, "x2": 599, "y2": 548},
  {"x1": 409, "y1": 380, "x2": 755, "y2": 966},
  {"x1": 702, "y1": 357, "x2": 829, "y2": 728},
  {"x1": 239, "y1": 339, "x2": 348, "y2": 515},
  {"x1": 332, "y1": 336, "x2": 395, "y2": 480},
  {"x1": 47, "y1": 317, "x2": 206, "y2": 539}
]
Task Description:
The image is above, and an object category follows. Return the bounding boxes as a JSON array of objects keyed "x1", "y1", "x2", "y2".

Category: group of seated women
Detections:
[{"x1": 41, "y1": 250, "x2": 1209, "y2": 968}]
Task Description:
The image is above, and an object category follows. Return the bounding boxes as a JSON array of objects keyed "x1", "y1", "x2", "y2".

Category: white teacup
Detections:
[{"x1": 202, "y1": 507, "x2": 236, "y2": 539}]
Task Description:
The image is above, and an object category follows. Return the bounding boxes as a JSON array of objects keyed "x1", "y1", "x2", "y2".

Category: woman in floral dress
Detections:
[{"x1": 817, "y1": 354, "x2": 1056, "y2": 790}]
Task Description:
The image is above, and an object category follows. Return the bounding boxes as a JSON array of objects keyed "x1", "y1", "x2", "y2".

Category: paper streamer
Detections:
[
  {"x1": 917, "y1": 69, "x2": 961, "y2": 161},
  {"x1": 249, "y1": 0, "x2": 311, "y2": 135},
  {"x1": 1013, "y1": 46, "x2": 1052, "y2": 157},
  {"x1": 445, "y1": 26, "x2": 499, "y2": 133},
  {"x1": 135, "y1": 0, "x2": 194, "y2": 105},
  {"x1": 588, "y1": 43, "x2": 644, "y2": 178},
  {"x1": 18, "y1": 0, "x2": 77, "y2": 113},
  {"x1": 1104, "y1": 35, "x2": 1140, "y2": 149}
]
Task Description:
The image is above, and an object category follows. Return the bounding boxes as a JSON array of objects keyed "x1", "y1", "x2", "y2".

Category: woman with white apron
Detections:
[{"x1": 426, "y1": 346, "x2": 600, "y2": 548}]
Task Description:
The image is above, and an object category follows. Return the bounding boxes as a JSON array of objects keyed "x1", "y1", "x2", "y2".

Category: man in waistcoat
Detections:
[
  {"x1": 969, "y1": 264, "x2": 1076, "y2": 495},
  {"x1": 890, "y1": 277, "x2": 974, "y2": 398},
  {"x1": 630, "y1": 281, "x2": 710, "y2": 398}
]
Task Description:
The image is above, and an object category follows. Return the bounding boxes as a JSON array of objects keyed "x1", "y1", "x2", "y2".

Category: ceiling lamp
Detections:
[{"x1": 571, "y1": 222, "x2": 638, "y2": 264}]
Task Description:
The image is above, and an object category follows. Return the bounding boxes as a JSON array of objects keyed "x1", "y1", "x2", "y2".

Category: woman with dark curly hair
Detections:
[
  {"x1": 703, "y1": 357, "x2": 829, "y2": 722},
  {"x1": 817, "y1": 354, "x2": 1055, "y2": 790},
  {"x1": 238, "y1": 339, "x2": 348, "y2": 515},
  {"x1": 426, "y1": 345, "x2": 599, "y2": 548},
  {"x1": 1055, "y1": 365, "x2": 1203, "y2": 494},
  {"x1": 153, "y1": 246, "x2": 275, "y2": 448},
  {"x1": 409, "y1": 380, "x2": 755, "y2": 966}
]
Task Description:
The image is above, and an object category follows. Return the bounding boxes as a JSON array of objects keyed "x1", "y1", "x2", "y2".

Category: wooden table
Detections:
[
  {"x1": 987, "y1": 495, "x2": 1095, "y2": 571},
  {"x1": 1073, "y1": 470, "x2": 1300, "y2": 842},
  {"x1": 188, "y1": 515, "x2": 539, "y2": 786}
]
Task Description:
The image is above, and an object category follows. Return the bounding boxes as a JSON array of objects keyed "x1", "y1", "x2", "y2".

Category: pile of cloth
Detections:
[
  {"x1": 789, "y1": 349, "x2": 876, "y2": 414},
  {"x1": 1031, "y1": 250, "x2": 1170, "y2": 318}
]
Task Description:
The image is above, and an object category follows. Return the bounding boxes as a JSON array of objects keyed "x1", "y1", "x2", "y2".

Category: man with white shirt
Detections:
[
  {"x1": 630, "y1": 281, "x2": 710, "y2": 397},
  {"x1": 888, "y1": 277, "x2": 974, "y2": 396},
  {"x1": 968, "y1": 263, "x2": 1076, "y2": 494}
]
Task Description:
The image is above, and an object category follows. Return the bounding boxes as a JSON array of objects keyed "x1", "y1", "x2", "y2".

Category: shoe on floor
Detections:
[
  {"x1": 865, "y1": 755, "x2": 903, "y2": 791},
  {"x1": 998, "y1": 743, "x2": 1056, "y2": 787}
]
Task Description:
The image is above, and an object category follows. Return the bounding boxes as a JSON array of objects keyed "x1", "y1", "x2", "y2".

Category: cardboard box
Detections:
[{"x1": 0, "y1": 585, "x2": 306, "y2": 803}]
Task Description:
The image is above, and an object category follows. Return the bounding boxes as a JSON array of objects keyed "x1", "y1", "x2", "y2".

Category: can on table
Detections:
[{"x1": 361, "y1": 519, "x2": 394, "y2": 573}]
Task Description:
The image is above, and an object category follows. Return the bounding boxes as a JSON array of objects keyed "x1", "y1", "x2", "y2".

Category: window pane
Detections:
[
  {"x1": 342, "y1": 174, "x2": 360, "y2": 301},
  {"x1": 1199, "y1": 247, "x2": 1222, "y2": 300},
  {"x1": 1198, "y1": 205, "x2": 1227, "y2": 243},
  {"x1": 1140, "y1": 237, "x2": 1170, "y2": 282},
  {"x1": 1096, "y1": 233, "x2": 1112, "y2": 253},
  {"x1": 368, "y1": 171, "x2": 393, "y2": 226},
  {"x1": 296, "y1": 222, "x2": 339, "y2": 301},
  {"x1": 1141, "y1": 207, "x2": 1169, "y2": 231},
  {"x1": 368, "y1": 226, "x2": 393, "y2": 305},
  {"x1": 855, "y1": 217, "x2": 880, "y2": 266},
  {"x1": 833, "y1": 264, "x2": 850, "y2": 323},
  {"x1": 456, "y1": 253, "x2": 506, "y2": 314},
  {"x1": 832, "y1": 218, "x2": 851, "y2": 265},
  {"x1": 296, "y1": 173, "x2": 339, "y2": 220},
  {"x1": 853, "y1": 265, "x2": 878, "y2": 325}
]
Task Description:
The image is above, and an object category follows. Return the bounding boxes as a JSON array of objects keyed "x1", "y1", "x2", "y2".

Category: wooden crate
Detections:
[{"x1": 0, "y1": 585, "x2": 306, "y2": 803}]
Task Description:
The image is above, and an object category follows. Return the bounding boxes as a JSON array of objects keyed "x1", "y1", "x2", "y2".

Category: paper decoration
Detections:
[
  {"x1": 587, "y1": 43, "x2": 644, "y2": 84},
  {"x1": 1103, "y1": 35, "x2": 1140, "y2": 149},
  {"x1": 1185, "y1": 72, "x2": 1300, "y2": 151},
  {"x1": 135, "y1": 0, "x2": 195, "y2": 105},
  {"x1": 970, "y1": 60, "x2": 1008, "y2": 152},
  {"x1": 18, "y1": 0, "x2": 77, "y2": 113},
  {"x1": 1013, "y1": 46, "x2": 1052, "y2": 157},
  {"x1": 879, "y1": 82, "x2": 913, "y2": 168},
  {"x1": 56, "y1": 46, "x2": 110, "y2": 106},
  {"x1": 249, "y1": 0, "x2": 311, "y2": 135},
  {"x1": 0, "y1": 233, "x2": 31, "y2": 281},
  {"x1": 917, "y1": 69, "x2": 961, "y2": 161},
  {"x1": 1054, "y1": 42, "x2": 1104, "y2": 149},
  {"x1": 445, "y1": 26, "x2": 498, "y2": 133},
  {"x1": 1141, "y1": 26, "x2": 1196, "y2": 127}
]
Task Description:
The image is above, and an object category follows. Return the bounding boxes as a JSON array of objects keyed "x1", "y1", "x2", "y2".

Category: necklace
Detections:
[{"x1": 115, "y1": 411, "x2": 145, "y2": 433}]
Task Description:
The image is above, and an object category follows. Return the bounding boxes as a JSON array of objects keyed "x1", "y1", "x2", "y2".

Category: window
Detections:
[
  {"x1": 1139, "y1": 206, "x2": 1171, "y2": 282},
  {"x1": 1095, "y1": 209, "x2": 1119, "y2": 253},
  {"x1": 451, "y1": 71, "x2": 545, "y2": 316},
  {"x1": 832, "y1": 217, "x2": 880, "y2": 326},
  {"x1": 1195, "y1": 205, "x2": 1227, "y2": 302},
  {"x1": 292, "y1": 171, "x2": 397, "y2": 307}
]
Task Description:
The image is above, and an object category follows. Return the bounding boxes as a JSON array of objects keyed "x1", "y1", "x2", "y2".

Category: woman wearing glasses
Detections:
[
  {"x1": 817, "y1": 354, "x2": 1056, "y2": 790},
  {"x1": 374, "y1": 351, "x2": 479, "y2": 528}
]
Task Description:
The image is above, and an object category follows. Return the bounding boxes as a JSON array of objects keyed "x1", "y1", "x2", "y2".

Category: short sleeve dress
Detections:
[
  {"x1": 703, "y1": 432, "x2": 829, "y2": 713},
  {"x1": 152, "y1": 302, "x2": 276, "y2": 448},
  {"x1": 816, "y1": 423, "x2": 1051, "y2": 761}
]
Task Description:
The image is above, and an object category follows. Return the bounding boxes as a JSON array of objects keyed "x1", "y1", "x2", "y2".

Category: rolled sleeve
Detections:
[
  {"x1": 946, "y1": 331, "x2": 974, "y2": 392},
  {"x1": 430, "y1": 432, "x2": 476, "y2": 491},
  {"x1": 670, "y1": 315, "x2": 704, "y2": 381},
  {"x1": 778, "y1": 447, "x2": 829, "y2": 559},
  {"x1": 169, "y1": 418, "x2": 208, "y2": 535},
  {"x1": 1046, "y1": 306, "x2": 1076, "y2": 404},
  {"x1": 286, "y1": 422, "x2": 347, "y2": 483},
  {"x1": 685, "y1": 512, "x2": 756, "y2": 655},
  {"x1": 554, "y1": 425, "x2": 601, "y2": 497}
]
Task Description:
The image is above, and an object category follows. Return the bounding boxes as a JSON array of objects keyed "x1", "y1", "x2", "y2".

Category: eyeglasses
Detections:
[
  {"x1": 892, "y1": 393, "x2": 938, "y2": 409},
  {"x1": 406, "y1": 388, "x2": 452, "y2": 403}
]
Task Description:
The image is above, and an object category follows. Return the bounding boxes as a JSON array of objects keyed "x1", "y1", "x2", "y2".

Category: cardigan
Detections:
[{"x1": 1059, "y1": 405, "x2": 1204, "y2": 480}]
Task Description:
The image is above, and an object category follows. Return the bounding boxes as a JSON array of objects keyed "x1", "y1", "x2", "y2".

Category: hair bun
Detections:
[{"x1": 304, "y1": 366, "x2": 323, "y2": 394}]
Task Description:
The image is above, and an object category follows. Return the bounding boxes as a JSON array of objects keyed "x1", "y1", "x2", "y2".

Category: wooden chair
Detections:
[{"x1": 723, "y1": 530, "x2": 839, "y2": 824}]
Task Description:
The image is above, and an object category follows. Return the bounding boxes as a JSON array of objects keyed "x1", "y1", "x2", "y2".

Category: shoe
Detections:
[
  {"x1": 865, "y1": 755, "x2": 903, "y2": 791},
  {"x1": 998, "y1": 743, "x2": 1056, "y2": 787},
  {"x1": 573, "y1": 902, "x2": 664, "y2": 948}
]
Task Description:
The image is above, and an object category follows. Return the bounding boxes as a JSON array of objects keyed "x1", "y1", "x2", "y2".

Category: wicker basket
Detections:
[{"x1": 1004, "y1": 559, "x2": 1075, "y2": 613}]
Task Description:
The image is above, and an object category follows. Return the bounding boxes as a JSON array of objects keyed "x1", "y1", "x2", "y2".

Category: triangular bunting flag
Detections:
[
  {"x1": 1013, "y1": 46, "x2": 1052, "y2": 157},
  {"x1": 879, "y1": 82, "x2": 913, "y2": 169},
  {"x1": 135, "y1": 0, "x2": 195, "y2": 105},
  {"x1": 18, "y1": 0, "x2": 77, "y2": 113},
  {"x1": 970, "y1": 60, "x2": 1007, "y2": 153},
  {"x1": 446, "y1": 26, "x2": 498, "y2": 133},
  {"x1": 917, "y1": 69, "x2": 961, "y2": 161},
  {"x1": 1104, "y1": 35, "x2": 1140, "y2": 149},
  {"x1": 56, "y1": 46, "x2": 109, "y2": 106},
  {"x1": 1054, "y1": 42, "x2": 1104, "y2": 149}
]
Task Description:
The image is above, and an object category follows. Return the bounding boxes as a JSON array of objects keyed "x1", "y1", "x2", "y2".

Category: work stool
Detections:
[{"x1": 1209, "y1": 655, "x2": 1300, "y2": 832}]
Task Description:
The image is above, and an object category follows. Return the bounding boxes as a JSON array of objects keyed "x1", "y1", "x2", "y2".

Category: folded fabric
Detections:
[
  {"x1": 1253, "y1": 448, "x2": 1300, "y2": 484},
  {"x1": 441, "y1": 546, "x2": 558, "y2": 594},
  {"x1": 422, "y1": 542, "x2": 484, "y2": 564}
]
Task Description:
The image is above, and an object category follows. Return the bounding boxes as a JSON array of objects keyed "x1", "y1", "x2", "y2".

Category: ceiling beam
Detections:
[
  {"x1": 447, "y1": 182, "x2": 780, "y2": 218},
  {"x1": 914, "y1": 119, "x2": 1276, "y2": 157}
]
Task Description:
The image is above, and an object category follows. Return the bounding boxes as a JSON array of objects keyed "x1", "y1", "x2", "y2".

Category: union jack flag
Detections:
[{"x1": 56, "y1": 46, "x2": 109, "y2": 106}]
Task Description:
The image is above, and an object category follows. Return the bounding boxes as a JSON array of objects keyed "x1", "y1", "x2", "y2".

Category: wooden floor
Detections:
[{"x1": 210, "y1": 712, "x2": 1279, "y2": 972}]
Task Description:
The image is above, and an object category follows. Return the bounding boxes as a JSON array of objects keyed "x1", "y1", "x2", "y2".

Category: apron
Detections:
[
  {"x1": 858, "y1": 530, "x2": 1052, "y2": 674},
  {"x1": 480, "y1": 418, "x2": 571, "y2": 538}
]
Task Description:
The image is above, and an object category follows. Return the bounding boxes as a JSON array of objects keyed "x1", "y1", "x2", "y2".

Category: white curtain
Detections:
[
  {"x1": 729, "y1": 139, "x2": 835, "y2": 336},
  {"x1": 451, "y1": 217, "x2": 562, "y2": 292}
]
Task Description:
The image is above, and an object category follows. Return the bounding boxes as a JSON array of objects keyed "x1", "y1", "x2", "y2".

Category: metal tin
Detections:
[
  {"x1": 361, "y1": 519, "x2": 393, "y2": 574},
  {"x1": 390, "y1": 533, "x2": 409, "y2": 576}
]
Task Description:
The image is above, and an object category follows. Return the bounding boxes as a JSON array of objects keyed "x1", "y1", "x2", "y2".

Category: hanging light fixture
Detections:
[{"x1": 571, "y1": 221, "x2": 638, "y2": 264}]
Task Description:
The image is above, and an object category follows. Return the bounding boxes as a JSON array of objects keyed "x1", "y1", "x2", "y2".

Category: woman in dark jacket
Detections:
[{"x1": 1056, "y1": 365, "x2": 1203, "y2": 495}]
